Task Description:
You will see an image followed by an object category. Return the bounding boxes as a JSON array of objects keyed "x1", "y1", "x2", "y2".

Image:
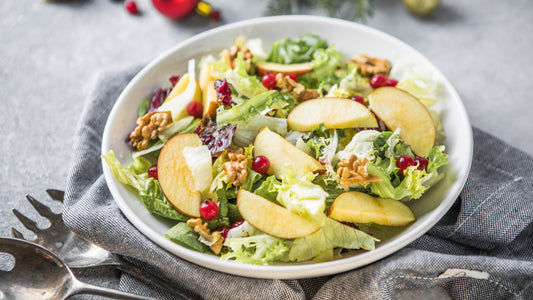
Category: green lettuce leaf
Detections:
[
  {"x1": 277, "y1": 165, "x2": 329, "y2": 223},
  {"x1": 225, "y1": 53, "x2": 267, "y2": 98},
  {"x1": 267, "y1": 91, "x2": 299, "y2": 118},
  {"x1": 397, "y1": 70, "x2": 441, "y2": 107},
  {"x1": 336, "y1": 130, "x2": 382, "y2": 162},
  {"x1": 328, "y1": 66, "x2": 372, "y2": 98},
  {"x1": 299, "y1": 44, "x2": 344, "y2": 90},
  {"x1": 216, "y1": 90, "x2": 278, "y2": 125},
  {"x1": 209, "y1": 151, "x2": 231, "y2": 197},
  {"x1": 367, "y1": 163, "x2": 427, "y2": 200},
  {"x1": 312, "y1": 174, "x2": 346, "y2": 210},
  {"x1": 427, "y1": 145, "x2": 449, "y2": 173},
  {"x1": 227, "y1": 203, "x2": 243, "y2": 224},
  {"x1": 139, "y1": 178, "x2": 189, "y2": 221},
  {"x1": 301, "y1": 123, "x2": 329, "y2": 159},
  {"x1": 266, "y1": 34, "x2": 329, "y2": 64},
  {"x1": 253, "y1": 175, "x2": 282, "y2": 203},
  {"x1": 221, "y1": 234, "x2": 291, "y2": 265},
  {"x1": 241, "y1": 168, "x2": 262, "y2": 191},
  {"x1": 102, "y1": 150, "x2": 149, "y2": 190},
  {"x1": 289, "y1": 217, "x2": 378, "y2": 262},
  {"x1": 165, "y1": 222, "x2": 212, "y2": 254},
  {"x1": 232, "y1": 115, "x2": 288, "y2": 147}
]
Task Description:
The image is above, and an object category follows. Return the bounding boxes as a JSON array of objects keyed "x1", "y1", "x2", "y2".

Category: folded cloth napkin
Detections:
[{"x1": 64, "y1": 66, "x2": 533, "y2": 300}]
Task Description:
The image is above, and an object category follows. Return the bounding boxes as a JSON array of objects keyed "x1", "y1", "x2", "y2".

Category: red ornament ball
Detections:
[
  {"x1": 152, "y1": 0, "x2": 199, "y2": 20},
  {"x1": 125, "y1": 1, "x2": 139, "y2": 15}
]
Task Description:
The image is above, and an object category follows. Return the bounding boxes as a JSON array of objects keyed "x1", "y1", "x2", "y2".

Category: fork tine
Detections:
[
  {"x1": 12, "y1": 209, "x2": 41, "y2": 234},
  {"x1": 25, "y1": 194, "x2": 61, "y2": 222},
  {"x1": 11, "y1": 227, "x2": 25, "y2": 239},
  {"x1": 46, "y1": 189, "x2": 64, "y2": 203}
]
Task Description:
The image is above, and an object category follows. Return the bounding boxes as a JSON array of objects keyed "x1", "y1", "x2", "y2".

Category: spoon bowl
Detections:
[{"x1": 0, "y1": 237, "x2": 157, "y2": 300}]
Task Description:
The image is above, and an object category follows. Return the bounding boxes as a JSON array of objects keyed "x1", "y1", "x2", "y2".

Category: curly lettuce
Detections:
[
  {"x1": 277, "y1": 165, "x2": 329, "y2": 224},
  {"x1": 222, "y1": 234, "x2": 291, "y2": 265},
  {"x1": 266, "y1": 34, "x2": 329, "y2": 64},
  {"x1": 289, "y1": 217, "x2": 378, "y2": 262}
]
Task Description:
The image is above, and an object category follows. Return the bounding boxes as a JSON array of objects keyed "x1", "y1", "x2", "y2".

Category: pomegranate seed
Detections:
[
  {"x1": 286, "y1": 74, "x2": 298, "y2": 82},
  {"x1": 148, "y1": 164, "x2": 158, "y2": 180},
  {"x1": 261, "y1": 73, "x2": 277, "y2": 89},
  {"x1": 370, "y1": 74, "x2": 388, "y2": 89},
  {"x1": 385, "y1": 78, "x2": 398, "y2": 87},
  {"x1": 187, "y1": 101, "x2": 203, "y2": 119},
  {"x1": 125, "y1": 1, "x2": 139, "y2": 14},
  {"x1": 210, "y1": 9, "x2": 221, "y2": 21},
  {"x1": 200, "y1": 200, "x2": 219, "y2": 221},
  {"x1": 414, "y1": 156, "x2": 429, "y2": 171},
  {"x1": 252, "y1": 156, "x2": 270, "y2": 174},
  {"x1": 125, "y1": 132, "x2": 133, "y2": 146},
  {"x1": 169, "y1": 75, "x2": 180, "y2": 86},
  {"x1": 266, "y1": 109, "x2": 277, "y2": 117},
  {"x1": 218, "y1": 227, "x2": 230, "y2": 238},
  {"x1": 396, "y1": 155, "x2": 415, "y2": 172},
  {"x1": 351, "y1": 95, "x2": 365, "y2": 105},
  {"x1": 231, "y1": 221, "x2": 244, "y2": 228}
]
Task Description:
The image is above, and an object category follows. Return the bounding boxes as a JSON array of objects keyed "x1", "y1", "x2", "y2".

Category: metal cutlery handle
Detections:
[
  {"x1": 71, "y1": 278, "x2": 158, "y2": 300},
  {"x1": 115, "y1": 260, "x2": 194, "y2": 300}
]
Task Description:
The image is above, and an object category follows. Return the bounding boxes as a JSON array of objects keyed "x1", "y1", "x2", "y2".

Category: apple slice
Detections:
[
  {"x1": 287, "y1": 97, "x2": 378, "y2": 131},
  {"x1": 328, "y1": 191, "x2": 415, "y2": 226},
  {"x1": 254, "y1": 127, "x2": 324, "y2": 179},
  {"x1": 237, "y1": 189, "x2": 321, "y2": 239},
  {"x1": 158, "y1": 133, "x2": 202, "y2": 217},
  {"x1": 198, "y1": 62, "x2": 219, "y2": 118},
  {"x1": 163, "y1": 73, "x2": 202, "y2": 105},
  {"x1": 158, "y1": 59, "x2": 202, "y2": 122},
  {"x1": 256, "y1": 61, "x2": 313, "y2": 77},
  {"x1": 368, "y1": 87, "x2": 435, "y2": 157}
]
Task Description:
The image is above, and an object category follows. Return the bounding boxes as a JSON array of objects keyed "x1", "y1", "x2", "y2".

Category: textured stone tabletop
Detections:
[{"x1": 1, "y1": 0, "x2": 532, "y2": 294}]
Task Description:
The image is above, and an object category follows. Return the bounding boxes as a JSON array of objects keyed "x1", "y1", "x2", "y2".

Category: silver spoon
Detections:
[{"x1": 0, "y1": 237, "x2": 158, "y2": 300}]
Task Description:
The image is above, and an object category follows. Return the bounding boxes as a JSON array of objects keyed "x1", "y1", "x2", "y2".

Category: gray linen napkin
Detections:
[{"x1": 63, "y1": 66, "x2": 533, "y2": 300}]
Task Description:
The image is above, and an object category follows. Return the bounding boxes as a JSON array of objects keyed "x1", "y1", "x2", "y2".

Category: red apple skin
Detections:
[
  {"x1": 368, "y1": 87, "x2": 436, "y2": 157},
  {"x1": 157, "y1": 133, "x2": 202, "y2": 217}
]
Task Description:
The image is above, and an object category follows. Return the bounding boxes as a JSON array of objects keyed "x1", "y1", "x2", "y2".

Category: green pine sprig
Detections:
[{"x1": 265, "y1": 0, "x2": 373, "y2": 22}]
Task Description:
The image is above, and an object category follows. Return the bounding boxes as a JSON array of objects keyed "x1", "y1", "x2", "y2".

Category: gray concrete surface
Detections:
[{"x1": 1, "y1": 0, "x2": 532, "y2": 296}]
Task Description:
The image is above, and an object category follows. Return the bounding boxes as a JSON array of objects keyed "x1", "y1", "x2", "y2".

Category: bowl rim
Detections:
[{"x1": 101, "y1": 15, "x2": 473, "y2": 279}]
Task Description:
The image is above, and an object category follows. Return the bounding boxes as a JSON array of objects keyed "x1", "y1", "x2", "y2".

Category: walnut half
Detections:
[
  {"x1": 186, "y1": 218, "x2": 224, "y2": 255},
  {"x1": 130, "y1": 111, "x2": 171, "y2": 150},
  {"x1": 223, "y1": 45, "x2": 253, "y2": 73},
  {"x1": 276, "y1": 73, "x2": 320, "y2": 101},
  {"x1": 222, "y1": 148, "x2": 248, "y2": 186},
  {"x1": 349, "y1": 54, "x2": 391, "y2": 77},
  {"x1": 337, "y1": 154, "x2": 381, "y2": 187}
]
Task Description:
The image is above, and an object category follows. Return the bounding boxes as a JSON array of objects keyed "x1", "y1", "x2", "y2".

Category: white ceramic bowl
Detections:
[{"x1": 102, "y1": 15, "x2": 472, "y2": 279}]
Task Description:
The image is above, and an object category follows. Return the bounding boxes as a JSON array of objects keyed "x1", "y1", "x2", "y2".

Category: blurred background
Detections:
[{"x1": 1, "y1": 0, "x2": 532, "y2": 251}]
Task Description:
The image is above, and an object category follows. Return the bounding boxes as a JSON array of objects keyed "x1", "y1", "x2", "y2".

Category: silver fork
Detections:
[{"x1": 11, "y1": 189, "x2": 194, "y2": 300}]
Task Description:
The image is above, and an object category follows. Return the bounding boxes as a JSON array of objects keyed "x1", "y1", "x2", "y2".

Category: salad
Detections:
[{"x1": 103, "y1": 34, "x2": 448, "y2": 265}]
